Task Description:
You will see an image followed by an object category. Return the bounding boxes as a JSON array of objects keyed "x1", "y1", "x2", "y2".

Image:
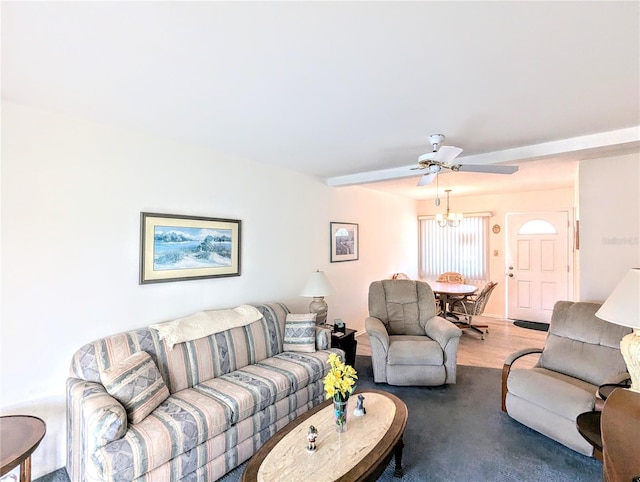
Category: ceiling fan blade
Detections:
[
  {"x1": 434, "y1": 146, "x2": 463, "y2": 165},
  {"x1": 417, "y1": 173, "x2": 436, "y2": 186},
  {"x1": 455, "y1": 164, "x2": 519, "y2": 174}
]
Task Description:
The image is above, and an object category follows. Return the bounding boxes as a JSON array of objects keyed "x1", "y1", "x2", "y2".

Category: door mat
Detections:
[{"x1": 513, "y1": 320, "x2": 550, "y2": 332}]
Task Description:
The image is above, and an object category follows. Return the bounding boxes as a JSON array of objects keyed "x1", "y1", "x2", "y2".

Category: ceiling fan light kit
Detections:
[
  {"x1": 436, "y1": 212, "x2": 463, "y2": 228},
  {"x1": 436, "y1": 189, "x2": 463, "y2": 228}
]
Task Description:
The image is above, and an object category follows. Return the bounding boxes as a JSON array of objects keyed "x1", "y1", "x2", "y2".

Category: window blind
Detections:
[{"x1": 418, "y1": 215, "x2": 490, "y2": 283}]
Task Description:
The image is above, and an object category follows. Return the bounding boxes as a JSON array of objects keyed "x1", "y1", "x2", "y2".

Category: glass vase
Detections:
[{"x1": 333, "y1": 398, "x2": 349, "y2": 433}]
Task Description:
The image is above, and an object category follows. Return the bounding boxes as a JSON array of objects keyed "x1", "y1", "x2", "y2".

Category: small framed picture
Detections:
[
  {"x1": 330, "y1": 222, "x2": 359, "y2": 263},
  {"x1": 140, "y1": 212, "x2": 241, "y2": 284}
]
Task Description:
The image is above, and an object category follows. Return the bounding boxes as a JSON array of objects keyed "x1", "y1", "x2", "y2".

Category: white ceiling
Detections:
[{"x1": 2, "y1": 2, "x2": 639, "y2": 199}]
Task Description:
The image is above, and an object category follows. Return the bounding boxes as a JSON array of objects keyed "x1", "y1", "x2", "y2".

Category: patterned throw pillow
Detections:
[
  {"x1": 283, "y1": 313, "x2": 317, "y2": 353},
  {"x1": 100, "y1": 351, "x2": 169, "y2": 424}
]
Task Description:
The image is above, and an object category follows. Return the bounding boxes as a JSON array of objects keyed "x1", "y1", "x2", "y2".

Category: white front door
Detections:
[{"x1": 506, "y1": 212, "x2": 570, "y2": 323}]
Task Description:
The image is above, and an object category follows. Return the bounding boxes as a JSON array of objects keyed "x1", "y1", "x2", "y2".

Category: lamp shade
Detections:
[
  {"x1": 595, "y1": 268, "x2": 640, "y2": 329},
  {"x1": 300, "y1": 270, "x2": 334, "y2": 297}
]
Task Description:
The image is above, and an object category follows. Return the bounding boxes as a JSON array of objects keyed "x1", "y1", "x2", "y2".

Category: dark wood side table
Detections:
[
  {"x1": 576, "y1": 411, "x2": 603, "y2": 461},
  {"x1": 0, "y1": 415, "x2": 46, "y2": 482},
  {"x1": 331, "y1": 327, "x2": 358, "y2": 367},
  {"x1": 576, "y1": 383, "x2": 630, "y2": 462}
]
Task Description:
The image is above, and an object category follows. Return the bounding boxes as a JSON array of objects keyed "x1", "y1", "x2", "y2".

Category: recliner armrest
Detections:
[
  {"x1": 501, "y1": 347, "x2": 543, "y2": 412},
  {"x1": 595, "y1": 373, "x2": 632, "y2": 412},
  {"x1": 365, "y1": 316, "x2": 389, "y2": 352},
  {"x1": 425, "y1": 315, "x2": 462, "y2": 349},
  {"x1": 504, "y1": 347, "x2": 543, "y2": 366},
  {"x1": 602, "y1": 372, "x2": 631, "y2": 386}
]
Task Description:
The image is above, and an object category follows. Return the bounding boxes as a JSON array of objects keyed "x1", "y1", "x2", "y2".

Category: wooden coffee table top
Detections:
[{"x1": 242, "y1": 389, "x2": 408, "y2": 482}]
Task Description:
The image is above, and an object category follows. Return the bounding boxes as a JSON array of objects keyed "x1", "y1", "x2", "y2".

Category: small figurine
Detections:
[
  {"x1": 353, "y1": 394, "x2": 366, "y2": 417},
  {"x1": 307, "y1": 425, "x2": 318, "y2": 452}
]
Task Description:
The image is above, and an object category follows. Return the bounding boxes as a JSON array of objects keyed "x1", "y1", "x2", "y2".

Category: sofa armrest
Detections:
[
  {"x1": 315, "y1": 326, "x2": 332, "y2": 350},
  {"x1": 501, "y1": 347, "x2": 543, "y2": 412},
  {"x1": 425, "y1": 315, "x2": 462, "y2": 350},
  {"x1": 67, "y1": 377, "x2": 129, "y2": 482},
  {"x1": 67, "y1": 377, "x2": 127, "y2": 449}
]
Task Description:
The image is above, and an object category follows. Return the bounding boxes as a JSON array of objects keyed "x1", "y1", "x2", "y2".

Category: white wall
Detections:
[
  {"x1": 0, "y1": 101, "x2": 417, "y2": 477},
  {"x1": 578, "y1": 153, "x2": 640, "y2": 301},
  {"x1": 417, "y1": 187, "x2": 575, "y2": 317}
]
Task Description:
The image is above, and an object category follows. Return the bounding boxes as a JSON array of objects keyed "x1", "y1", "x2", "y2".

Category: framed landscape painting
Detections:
[
  {"x1": 140, "y1": 212, "x2": 241, "y2": 284},
  {"x1": 330, "y1": 222, "x2": 359, "y2": 262}
]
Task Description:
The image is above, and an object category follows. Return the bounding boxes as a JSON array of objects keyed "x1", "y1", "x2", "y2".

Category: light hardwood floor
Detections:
[{"x1": 356, "y1": 316, "x2": 548, "y2": 370}]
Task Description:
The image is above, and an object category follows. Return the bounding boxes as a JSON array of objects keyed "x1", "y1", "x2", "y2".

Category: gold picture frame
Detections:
[{"x1": 140, "y1": 212, "x2": 241, "y2": 284}]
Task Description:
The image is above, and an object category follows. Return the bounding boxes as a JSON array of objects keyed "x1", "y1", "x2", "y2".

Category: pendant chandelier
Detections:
[{"x1": 436, "y1": 189, "x2": 463, "y2": 227}]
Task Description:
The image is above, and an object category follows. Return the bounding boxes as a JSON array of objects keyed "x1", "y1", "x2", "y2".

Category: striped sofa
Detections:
[{"x1": 66, "y1": 303, "x2": 342, "y2": 481}]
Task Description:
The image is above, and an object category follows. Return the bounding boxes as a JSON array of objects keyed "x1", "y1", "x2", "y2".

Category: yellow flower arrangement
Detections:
[{"x1": 323, "y1": 353, "x2": 358, "y2": 402}]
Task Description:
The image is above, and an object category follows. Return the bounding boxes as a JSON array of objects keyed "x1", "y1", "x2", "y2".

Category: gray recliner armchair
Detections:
[
  {"x1": 365, "y1": 279, "x2": 462, "y2": 386},
  {"x1": 502, "y1": 301, "x2": 631, "y2": 456}
]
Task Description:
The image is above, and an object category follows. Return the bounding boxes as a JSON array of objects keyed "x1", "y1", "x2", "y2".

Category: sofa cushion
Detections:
[
  {"x1": 283, "y1": 313, "x2": 316, "y2": 353},
  {"x1": 100, "y1": 351, "x2": 170, "y2": 424},
  {"x1": 192, "y1": 350, "x2": 336, "y2": 424},
  {"x1": 156, "y1": 311, "x2": 285, "y2": 393},
  {"x1": 193, "y1": 369, "x2": 286, "y2": 424},
  {"x1": 150, "y1": 305, "x2": 263, "y2": 350},
  {"x1": 255, "y1": 350, "x2": 336, "y2": 394},
  {"x1": 70, "y1": 330, "x2": 161, "y2": 385}
]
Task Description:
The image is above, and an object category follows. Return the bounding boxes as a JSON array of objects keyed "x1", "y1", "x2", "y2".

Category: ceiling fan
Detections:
[{"x1": 413, "y1": 134, "x2": 519, "y2": 186}]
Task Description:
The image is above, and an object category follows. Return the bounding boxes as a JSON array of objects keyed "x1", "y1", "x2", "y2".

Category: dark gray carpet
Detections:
[
  {"x1": 513, "y1": 320, "x2": 550, "y2": 332},
  {"x1": 38, "y1": 355, "x2": 601, "y2": 481}
]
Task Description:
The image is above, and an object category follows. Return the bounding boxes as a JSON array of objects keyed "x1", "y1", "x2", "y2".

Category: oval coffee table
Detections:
[
  {"x1": 0, "y1": 415, "x2": 46, "y2": 482},
  {"x1": 242, "y1": 389, "x2": 408, "y2": 481}
]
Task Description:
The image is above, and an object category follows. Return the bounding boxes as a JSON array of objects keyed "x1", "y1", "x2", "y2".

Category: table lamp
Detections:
[
  {"x1": 595, "y1": 268, "x2": 640, "y2": 393},
  {"x1": 300, "y1": 270, "x2": 334, "y2": 325}
]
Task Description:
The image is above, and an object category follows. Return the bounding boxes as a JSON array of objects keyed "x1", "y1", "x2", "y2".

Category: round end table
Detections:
[{"x1": 0, "y1": 415, "x2": 46, "y2": 482}]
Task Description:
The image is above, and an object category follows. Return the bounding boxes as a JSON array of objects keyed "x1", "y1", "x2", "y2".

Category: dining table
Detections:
[{"x1": 427, "y1": 281, "x2": 478, "y2": 320}]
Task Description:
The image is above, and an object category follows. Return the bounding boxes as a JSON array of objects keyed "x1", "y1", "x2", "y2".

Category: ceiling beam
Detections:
[{"x1": 325, "y1": 127, "x2": 640, "y2": 187}]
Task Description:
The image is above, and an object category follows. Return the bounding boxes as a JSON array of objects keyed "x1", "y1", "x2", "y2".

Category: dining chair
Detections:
[
  {"x1": 448, "y1": 281, "x2": 497, "y2": 339},
  {"x1": 436, "y1": 272, "x2": 465, "y2": 283}
]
